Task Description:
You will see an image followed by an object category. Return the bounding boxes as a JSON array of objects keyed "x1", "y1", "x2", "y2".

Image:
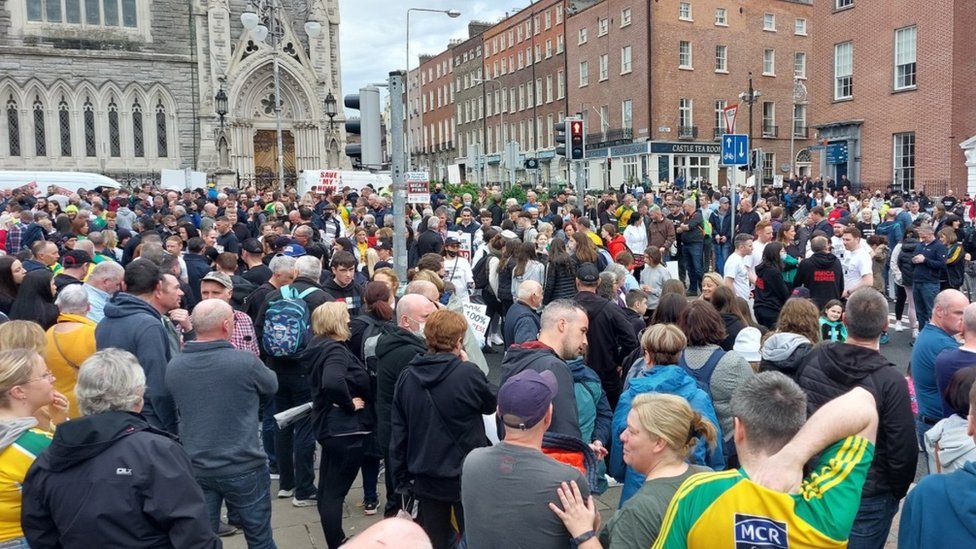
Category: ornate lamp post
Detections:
[
  {"x1": 324, "y1": 91, "x2": 337, "y2": 128},
  {"x1": 790, "y1": 77, "x2": 809, "y2": 179}
]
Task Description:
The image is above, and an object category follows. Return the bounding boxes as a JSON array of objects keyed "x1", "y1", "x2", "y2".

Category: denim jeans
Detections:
[
  {"x1": 274, "y1": 372, "x2": 316, "y2": 499},
  {"x1": 714, "y1": 242, "x2": 731, "y2": 276},
  {"x1": 0, "y1": 538, "x2": 30, "y2": 548},
  {"x1": 196, "y1": 465, "x2": 276, "y2": 549},
  {"x1": 913, "y1": 281, "x2": 940, "y2": 329},
  {"x1": 260, "y1": 395, "x2": 277, "y2": 472},
  {"x1": 682, "y1": 241, "x2": 704, "y2": 293},
  {"x1": 846, "y1": 493, "x2": 900, "y2": 549},
  {"x1": 318, "y1": 436, "x2": 365, "y2": 548}
]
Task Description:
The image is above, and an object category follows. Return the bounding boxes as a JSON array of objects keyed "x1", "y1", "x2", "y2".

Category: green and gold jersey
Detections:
[{"x1": 653, "y1": 436, "x2": 875, "y2": 549}]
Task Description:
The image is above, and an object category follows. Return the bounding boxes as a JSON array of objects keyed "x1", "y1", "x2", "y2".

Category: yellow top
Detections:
[
  {"x1": 0, "y1": 427, "x2": 52, "y2": 541},
  {"x1": 44, "y1": 313, "x2": 98, "y2": 419}
]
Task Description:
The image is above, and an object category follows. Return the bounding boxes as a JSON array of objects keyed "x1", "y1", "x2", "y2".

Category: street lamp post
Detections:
[
  {"x1": 790, "y1": 77, "x2": 808, "y2": 180},
  {"x1": 738, "y1": 72, "x2": 761, "y2": 193},
  {"x1": 405, "y1": 7, "x2": 461, "y2": 172},
  {"x1": 241, "y1": 0, "x2": 321, "y2": 193},
  {"x1": 473, "y1": 77, "x2": 501, "y2": 186},
  {"x1": 324, "y1": 91, "x2": 338, "y2": 127}
]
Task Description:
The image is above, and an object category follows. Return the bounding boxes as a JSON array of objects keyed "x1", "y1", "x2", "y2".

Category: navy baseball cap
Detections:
[{"x1": 498, "y1": 370, "x2": 557, "y2": 430}]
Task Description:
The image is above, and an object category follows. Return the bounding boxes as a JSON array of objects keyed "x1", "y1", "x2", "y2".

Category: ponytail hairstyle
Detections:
[
  {"x1": 362, "y1": 281, "x2": 393, "y2": 321},
  {"x1": 630, "y1": 393, "x2": 718, "y2": 458}
]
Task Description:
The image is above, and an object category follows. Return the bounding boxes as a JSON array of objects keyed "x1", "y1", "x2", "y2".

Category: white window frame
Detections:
[
  {"x1": 894, "y1": 25, "x2": 917, "y2": 90},
  {"x1": 795, "y1": 18, "x2": 807, "y2": 36},
  {"x1": 714, "y1": 100, "x2": 728, "y2": 135},
  {"x1": 557, "y1": 70, "x2": 565, "y2": 99},
  {"x1": 579, "y1": 61, "x2": 589, "y2": 87},
  {"x1": 834, "y1": 41, "x2": 853, "y2": 100},
  {"x1": 836, "y1": 0, "x2": 854, "y2": 9},
  {"x1": 679, "y1": 99, "x2": 693, "y2": 130},
  {"x1": 622, "y1": 99, "x2": 632, "y2": 130},
  {"x1": 762, "y1": 102, "x2": 776, "y2": 137},
  {"x1": 794, "y1": 52, "x2": 807, "y2": 79},
  {"x1": 793, "y1": 103, "x2": 807, "y2": 137},
  {"x1": 621, "y1": 8, "x2": 632, "y2": 28},
  {"x1": 620, "y1": 46, "x2": 632, "y2": 74},
  {"x1": 679, "y1": 2, "x2": 692, "y2": 21},
  {"x1": 715, "y1": 45, "x2": 728, "y2": 73},
  {"x1": 763, "y1": 48, "x2": 776, "y2": 76},
  {"x1": 763, "y1": 13, "x2": 776, "y2": 32},
  {"x1": 556, "y1": 35, "x2": 564, "y2": 54},
  {"x1": 715, "y1": 7, "x2": 727, "y2": 26},
  {"x1": 578, "y1": 27, "x2": 587, "y2": 44},
  {"x1": 598, "y1": 17, "x2": 609, "y2": 36},
  {"x1": 679, "y1": 41, "x2": 693, "y2": 70},
  {"x1": 893, "y1": 132, "x2": 916, "y2": 190},
  {"x1": 599, "y1": 54, "x2": 609, "y2": 81}
]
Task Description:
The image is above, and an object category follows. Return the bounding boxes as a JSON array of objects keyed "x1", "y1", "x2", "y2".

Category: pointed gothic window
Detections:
[
  {"x1": 155, "y1": 100, "x2": 167, "y2": 158},
  {"x1": 33, "y1": 97, "x2": 46, "y2": 157},
  {"x1": 6, "y1": 96, "x2": 20, "y2": 157},
  {"x1": 59, "y1": 97, "x2": 71, "y2": 156},
  {"x1": 83, "y1": 97, "x2": 96, "y2": 157},
  {"x1": 132, "y1": 99, "x2": 144, "y2": 158},
  {"x1": 108, "y1": 99, "x2": 121, "y2": 157}
]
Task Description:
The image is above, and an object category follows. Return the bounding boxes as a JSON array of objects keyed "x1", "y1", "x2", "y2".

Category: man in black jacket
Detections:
[
  {"x1": 374, "y1": 294, "x2": 437, "y2": 517},
  {"x1": 573, "y1": 263, "x2": 640, "y2": 407},
  {"x1": 22, "y1": 348, "x2": 220, "y2": 549},
  {"x1": 676, "y1": 198, "x2": 705, "y2": 295},
  {"x1": 796, "y1": 288, "x2": 917, "y2": 548},
  {"x1": 416, "y1": 216, "x2": 444, "y2": 257},
  {"x1": 793, "y1": 236, "x2": 845, "y2": 310}
]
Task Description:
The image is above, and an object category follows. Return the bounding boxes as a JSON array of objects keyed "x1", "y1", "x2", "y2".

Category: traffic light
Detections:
[
  {"x1": 344, "y1": 85, "x2": 382, "y2": 168},
  {"x1": 554, "y1": 120, "x2": 568, "y2": 157},
  {"x1": 569, "y1": 118, "x2": 585, "y2": 160}
]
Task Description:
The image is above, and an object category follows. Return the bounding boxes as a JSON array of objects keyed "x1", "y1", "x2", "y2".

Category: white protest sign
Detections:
[
  {"x1": 462, "y1": 301, "x2": 490, "y2": 347},
  {"x1": 406, "y1": 171, "x2": 431, "y2": 204}
]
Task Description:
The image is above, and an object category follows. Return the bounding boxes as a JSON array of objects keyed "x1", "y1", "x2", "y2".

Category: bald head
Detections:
[
  {"x1": 517, "y1": 280, "x2": 543, "y2": 310},
  {"x1": 396, "y1": 294, "x2": 436, "y2": 330},
  {"x1": 964, "y1": 303, "x2": 976, "y2": 339},
  {"x1": 933, "y1": 289, "x2": 969, "y2": 335},
  {"x1": 191, "y1": 299, "x2": 234, "y2": 340},
  {"x1": 341, "y1": 518, "x2": 432, "y2": 549},
  {"x1": 405, "y1": 279, "x2": 439, "y2": 304}
]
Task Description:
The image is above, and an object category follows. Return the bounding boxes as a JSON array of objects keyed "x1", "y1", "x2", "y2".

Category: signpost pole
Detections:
[{"x1": 388, "y1": 71, "x2": 408, "y2": 283}]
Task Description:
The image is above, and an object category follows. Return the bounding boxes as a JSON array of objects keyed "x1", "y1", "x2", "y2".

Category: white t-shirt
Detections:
[
  {"x1": 841, "y1": 246, "x2": 873, "y2": 292},
  {"x1": 444, "y1": 255, "x2": 474, "y2": 301},
  {"x1": 750, "y1": 240, "x2": 769, "y2": 270},
  {"x1": 724, "y1": 252, "x2": 753, "y2": 300}
]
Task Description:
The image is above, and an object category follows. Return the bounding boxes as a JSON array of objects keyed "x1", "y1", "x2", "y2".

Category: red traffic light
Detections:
[{"x1": 571, "y1": 121, "x2": 582, "y2": 135}]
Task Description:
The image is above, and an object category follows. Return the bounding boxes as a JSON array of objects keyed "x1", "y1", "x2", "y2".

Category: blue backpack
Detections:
[{"x1": 262, "y1": 285, "x2": 317, "y2": 357}]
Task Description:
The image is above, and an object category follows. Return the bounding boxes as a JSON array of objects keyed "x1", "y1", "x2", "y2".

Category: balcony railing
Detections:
[
  {"x1": 678, "y1": 126, "x2": 698, "y2": 140},
  {"x1": 762, "y1": 125, "x2": 779, "y2": 138},
  {"x1": 585, "y1": 128, "x2": 634, "y2": 147},
  {"x1": 792, "y1": 125, "x2": 809, "y2": 138}
]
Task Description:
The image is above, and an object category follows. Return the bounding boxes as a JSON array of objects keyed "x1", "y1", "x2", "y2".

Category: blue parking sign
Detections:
[{"x1": 722, "y1": 134, "x2": 749, "y2": 166}]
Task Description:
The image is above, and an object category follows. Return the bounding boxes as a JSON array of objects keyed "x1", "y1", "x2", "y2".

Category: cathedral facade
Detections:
[{"x1": 0, "y1": 0, "x2": 347, "y2": 187}]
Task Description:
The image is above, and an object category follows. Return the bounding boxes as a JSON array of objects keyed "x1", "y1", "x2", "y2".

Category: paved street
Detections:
[{"x1": 225, "y1": 306, "x2": 915, "y2": 548}]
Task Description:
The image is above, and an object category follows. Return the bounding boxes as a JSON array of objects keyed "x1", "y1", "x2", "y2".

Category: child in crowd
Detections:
[{"x1": 819, "y1": 299, "x2": 848, "y2": 342}]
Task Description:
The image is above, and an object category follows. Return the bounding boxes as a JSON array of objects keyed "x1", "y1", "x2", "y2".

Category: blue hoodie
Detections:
[
  {"x1": 611, "y1": 363, "x2": 725, "y2": 506},
  {"x1": 95, "y1": 293, "x2": 177, "y2": 434},
  {"x1": 898, "y1": 461, "x2": 976, "y2": 548}
]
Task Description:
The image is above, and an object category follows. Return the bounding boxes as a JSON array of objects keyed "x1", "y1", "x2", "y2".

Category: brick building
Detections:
[
  {"x1": 567, "y1": 0, "x2": 813, "y2": 191},
  {"x1": 415, "y1": 47, "x2": 457, "y2": 180},
  {"x1": 810, "y1": 0, "x2": 976, "y2": 195},
  {"x1": 452, "y1": 22, "x2": 491, "y2": 183},
  {"x1": 481, "y1": 0, "x2": 569, "y2": 187}
]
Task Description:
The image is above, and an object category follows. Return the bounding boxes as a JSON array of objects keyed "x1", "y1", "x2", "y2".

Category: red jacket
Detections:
[{"x1": 608, "y1": 235, "x2": 628, "y2": 259}]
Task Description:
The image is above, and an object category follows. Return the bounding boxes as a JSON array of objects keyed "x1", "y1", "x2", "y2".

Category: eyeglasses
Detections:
[{"x1": 23, "y1": 372, "x2": 55, "y2": 384}]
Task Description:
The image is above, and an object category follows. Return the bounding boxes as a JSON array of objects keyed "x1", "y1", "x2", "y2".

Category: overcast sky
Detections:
[{"x1": 338, "y1": 0, "x2": 520, "y2": 109}]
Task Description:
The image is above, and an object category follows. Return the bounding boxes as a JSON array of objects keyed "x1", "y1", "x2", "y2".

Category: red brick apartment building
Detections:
[
  {"x1": 415, "y1": 48, "x2": 457, "y2": 181},
  {"x1": 481, "y1": 0, "x2": 569, "y2": 186},
  {"x1": 810, "y1": 0, "x2": 976, "y2": 195},
  {"x1": 567, "y1": 0, "x2": 813, "y2": 191}
]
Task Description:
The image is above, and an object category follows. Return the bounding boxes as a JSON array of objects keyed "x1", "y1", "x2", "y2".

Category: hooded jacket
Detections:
[
  {"x1": 898, "y1": 461, "x2": 976, "y2": 549},
  {"x1": 114, "y1": 206, "x2": 137, "y2": 230},
  {"x1": 321, "y1": 277, "x2": 363, "y2": 317},
  {"x1": 566, "y1": 358, "x2": 612, "y2": 446},
  {"x1": 611, "y1": 363, "x2": 724, "y2": 506},
  {"x1": 797, "y1": 342, "x2": 917, "y2": 499},
  {"x1": 759, "y1": 333, "x2": 814, "y2": 380},
  {"x1": 896, "y1": 236, "x2": 920, "y2": 287},
  {"x1": 574, "y1": 291, "x2": 640, "y2": 398},
  {"x1": 21, "y1": 411, "x2": 219, "y2": 549},
  {"x1": 503, "y1": 300, "x2": 541, "y2": 349},
  {"x1": 182, "y1": 253, "x2": 211, "y2": 304},
  {"x1": 390, "y1": 352, "x2": 495, "y2": 502},
  {"x1": 254, "y1": 277, "x2": 331, "y2": 375},
  {"x1": 305, "y1": 336, "x2": 374, "y2": 440},
  {"x1": 923, "y1": 414, "x2": 976, "y2": 474},
  {"x1": 501, "y1": 342, "x2": 582, "y2": 440},
  {"x1": 754, "y1": 263, "x2": 790, "y2": 316},
  {"x1": 374, "y1": 326, "x2": 427, "y2": 450},
  {"x1": 95, "y1": 293, "x2": 177, "y2": 434},
  {"x1": 793, "y1": 251, "x2": 845, "y2": 309}
]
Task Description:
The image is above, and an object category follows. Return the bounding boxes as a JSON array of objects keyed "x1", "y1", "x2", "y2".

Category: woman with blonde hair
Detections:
[
  {"x1": 759, "y1": 298, "x2": 820, "y2": 380},
  {"x1": 304, "y1": 302, "x2": 373, "y2": 548},
  {"x1": 0, "y1": 349, "x2": 66, "y2": 545},
  {"x1": 700, "y1": 272, "x2": 724, "y2": 302},
  {"x1": 561, "y1": 392, "x2": 716, "y2": 548},
  {"x1": 612, "y1": 324, "x2": 724, "y2": 505},
  {"x1": 0, "y1": 321, "x2": 46, "y2": 353}
]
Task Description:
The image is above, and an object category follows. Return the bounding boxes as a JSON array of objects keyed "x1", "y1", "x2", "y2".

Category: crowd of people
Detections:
[{"x1": 0, "y1": 176, "x2": 970, "y2": 548}]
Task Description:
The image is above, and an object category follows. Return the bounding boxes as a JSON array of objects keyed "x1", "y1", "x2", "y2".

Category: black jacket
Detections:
[
  {"x1": 679, "y1": 210, "x2": 705, "y2": 244},
  {"x1": 543, "y1": 259, "x2": 577, "y2": 304},
  {"x1": 754, "y1": 263, "x2": 790, "y2": 317},
  {"x1": 709, "y1": 209, "x2": 733, "y2": 241},
  {"x1": 321, "y1": 277, "x2": 363, "y2": 317},
  {"x1": 574, "y1": 291, "x2": 640, "y2": 397},
  {"x1": 720, "y1": 312, "x2": 747, "y2": 351},
  {"x1": 500, "y1": 342, "x2": 582, "y2": 440},
  {"x1": 793, "y1": 252, "x2": 845, "y2": 310},
  {"x1": 306, "y1": 336, "x2": 374, "y2": 440},
  {"x1": 183, "y1": 253, "x2": 212, "y2": 303},
  {"x1": 390, "y1": 352, "x2": 495, "y2": 501},
  {"x1": 416, "y1": 229, "x2": 443, "y2": 257},
  {"x1": 797, "y1": 343, "x2": 918, "y2": 499},
  {"x1": 897, "y1": 237, "x2": 919, "y2": 287},
  {"x1": 255, "y1": 278, "x2": 331, "y2": 374},
  {"x1": 375, "y1": 327, "x2": 427, "y2": 450},
  {"x1": 502, "y1": 300, "x2": 541, "y2": 349},
  {"x1": 736, "y1": 211, "x2": 761, "y2": 238},
  {"x1": 22, "y1": 411, "x2": 219, "y2": 549}
]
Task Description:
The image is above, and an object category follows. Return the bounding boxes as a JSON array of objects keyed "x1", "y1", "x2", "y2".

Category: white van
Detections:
[
  {"x1": 0, "y1": 171, "x2": 121, "y2": 195},
  {"x1": 297, "y1": 170, "x2": 391, "y2": 197}
]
